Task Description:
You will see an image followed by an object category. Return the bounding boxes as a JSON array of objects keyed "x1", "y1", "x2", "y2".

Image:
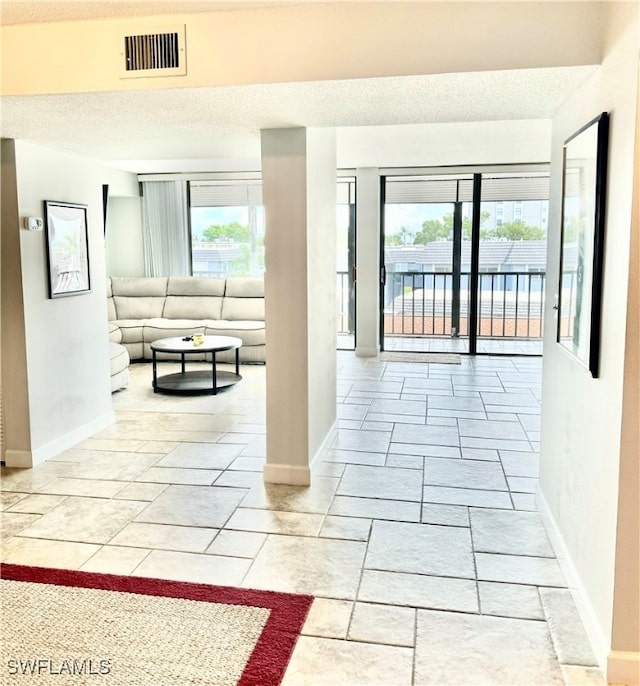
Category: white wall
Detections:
[
  {"x1": 106, "y1": 195, "x2": 144, "y2": 276},
  {"x1": 5, "y1": 141, "x2": 138, "y2": 466},
  {"x1": 538, "y1": 1, "x2": 639, "y2": 674}
]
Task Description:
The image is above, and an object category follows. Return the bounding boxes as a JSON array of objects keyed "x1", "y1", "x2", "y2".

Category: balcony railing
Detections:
[{"x1": 384, "y1": 270, "x2": 547, "y2": 339}]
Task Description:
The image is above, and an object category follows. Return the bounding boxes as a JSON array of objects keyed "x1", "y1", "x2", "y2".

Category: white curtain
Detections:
[{"x1": 141, "y1": 181, "x2": 190, "y2": 276}]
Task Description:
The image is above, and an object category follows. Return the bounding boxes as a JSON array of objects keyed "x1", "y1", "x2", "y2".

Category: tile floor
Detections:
[{"x1": 1, "y1": 353, "x2": 606, "y2": 685}]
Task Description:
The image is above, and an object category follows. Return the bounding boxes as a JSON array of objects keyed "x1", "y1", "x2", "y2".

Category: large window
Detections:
[{"x1": 190, "y1": 180, "x2": 265, "y2": 278}]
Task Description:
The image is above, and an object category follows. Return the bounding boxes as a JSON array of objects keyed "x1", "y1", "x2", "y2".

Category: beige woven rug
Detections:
[
  {"x1": 379, "y1": 352, "x2": 461, "y2": 364},
  {"x1": 0, "y1": 564, "x2": 313, "y2": 686}
]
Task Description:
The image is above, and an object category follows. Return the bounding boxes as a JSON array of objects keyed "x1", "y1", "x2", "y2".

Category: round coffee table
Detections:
[{"x1": 150, "y1": 335, "x2": 242, "y2": 395}]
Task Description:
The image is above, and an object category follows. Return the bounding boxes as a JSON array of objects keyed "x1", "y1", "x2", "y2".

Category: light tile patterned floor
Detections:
[{"x1": 1, "y1": 353, "x2": 605, "y2": 685}]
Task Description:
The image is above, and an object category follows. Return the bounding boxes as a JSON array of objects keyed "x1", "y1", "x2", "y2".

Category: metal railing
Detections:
[{"x1": 383, "y1": 270, "x2": 547, "y2": 339}]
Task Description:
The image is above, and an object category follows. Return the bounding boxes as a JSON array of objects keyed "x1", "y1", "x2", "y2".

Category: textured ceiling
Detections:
[
  {"x1": 0, "y1": 1, "x2": 295, "y2": 25},
  {"x1": 0, "y1": 65, "x2": 596, "y2": 171}
]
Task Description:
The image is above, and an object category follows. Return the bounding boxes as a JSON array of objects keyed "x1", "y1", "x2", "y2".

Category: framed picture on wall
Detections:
[
  {"x1": 44, "y1": 200, "x2": 91, "y2": 298},
  {"x1": 556, "y1": 112, "x2": 609, "y2": 378}
]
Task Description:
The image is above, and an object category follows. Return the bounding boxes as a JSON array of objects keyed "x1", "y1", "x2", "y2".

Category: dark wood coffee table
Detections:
[{"x1": 150, "y1": 335, "x2": 242, "y2": 395}]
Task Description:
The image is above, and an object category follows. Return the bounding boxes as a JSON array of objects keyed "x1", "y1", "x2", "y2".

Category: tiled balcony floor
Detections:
[{"x1": 1, "y1": 353, "x2": 605, "y2": 685}]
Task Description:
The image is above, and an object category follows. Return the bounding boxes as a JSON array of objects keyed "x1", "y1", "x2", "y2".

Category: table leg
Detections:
[
  {"x1": 181, "y1": 353, "x2": 186, "y2": 375},
  {"x1": 235, "y1": 348, "x2": 240, "y2": 376},
  {"x1": 212, "y1": 351, "x2": 217, "y2": 395},
  {"x1": 152, "y1": 350, "x2": 157, "y2": 392}
]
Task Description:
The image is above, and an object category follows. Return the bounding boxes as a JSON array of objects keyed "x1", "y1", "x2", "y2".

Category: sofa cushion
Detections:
[
  {"x1": 114, "y1": 320, "x2": 145, "y2": 345},
  {"x1": 108, "y1": 322, "x2": 122, "y2": 343},
  {"x1": 225, "y1": 277, "x2": 264, "y2": 297},
  {"x1": 204, "y1": 320, "x2": 265, "y2": 347},
  {"x1": 167, "y1": 277, "x2": 226, "y2": 296},
  {"x1": 163, "y1": 296, "x2": 223, "y2": 320},
  {"x1": 111, "y1": 277, "x2": 168, "y2": 296},
  {"x1": 221, "y1": 297, "x2": 264, "y2": 321},
  {"x1": 143, "y1": 319, "x2": 206, "y2": 342},
  {"x1": 109, "y1": 342, "x2": 130, "y2": 376},
  {"x1": 114, "y1": 296, "x2": 166, "y2": 319}
]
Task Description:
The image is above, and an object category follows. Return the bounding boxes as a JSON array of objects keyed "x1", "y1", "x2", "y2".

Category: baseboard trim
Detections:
[
  {"x1": 355, "y1": 346, "x2": 379, "y2": 358},
  {"x1": 4, "y1": 449, "x2": 34, "y2": 468},
  {"x1": 263, "y1": 421, "x2": 337, "y2": 486},
  {"x1": 537, "y1": 488, "x2": 609, "y2": 669},
  {"x1": 5, "y1": 411, "x2": 116, "y2": 468},
  {"x1": 263, "y1": 463, "x2": 311, "y2": 486},
  {"x1": 607, "y1": 651, "x2": 640, "y2": 685}
]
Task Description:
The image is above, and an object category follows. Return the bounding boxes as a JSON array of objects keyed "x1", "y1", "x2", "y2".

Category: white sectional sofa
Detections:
[{"x1": 107, "y1": 276, "x2": 265, "y2": 363}]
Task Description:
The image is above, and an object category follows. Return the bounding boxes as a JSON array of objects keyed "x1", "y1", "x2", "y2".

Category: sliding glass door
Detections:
[{"x1": 381, "y1": 169, "x2": 549, "y2": 355}]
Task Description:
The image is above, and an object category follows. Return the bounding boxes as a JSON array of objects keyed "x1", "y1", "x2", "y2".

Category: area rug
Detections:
[
  {"x1": 0, "y1": 563, "x2": 313, "y2": 686},
  {"x1": 379, "y1": 352, "x2": 461, "y2": 364}
]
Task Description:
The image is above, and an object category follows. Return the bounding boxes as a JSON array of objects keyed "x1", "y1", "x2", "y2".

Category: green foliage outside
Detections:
[
  {"x1": 408, "y1": 212, "x2": 544, "y2": 244},
  {"x1": 202, "y1": 221, "x2": 250, "y2": 243},
  {"x1": 200, "y1": 221, "x2": 263, "y2": 275}
]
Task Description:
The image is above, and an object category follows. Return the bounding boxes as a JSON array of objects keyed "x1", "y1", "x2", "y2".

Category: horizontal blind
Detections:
[{"x1": 190, "y1": 182, "x2": 262, "y2": 207}]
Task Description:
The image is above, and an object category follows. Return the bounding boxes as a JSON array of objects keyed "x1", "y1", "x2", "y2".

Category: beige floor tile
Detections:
[
  {"x1": 478, "y1": 581, "x2": 544, "y2": 620},
  {"x1": 135, "y1": 466, "x2": 221, "y2": 486},
  {"x1": 156, "y1": 442, "x2": 242, "y2": 470},
  {"x1": 0, "y1": 462, "x2": 75, "y2": 492},
  {"x1": 0, "y1": 492, "x2": 28, "y2": 510},
  {"x1": 214, "y1": 470, "x2": 263, "y2": 488},
  {"x1": 329, "y1": 495, "x2": 420, "y2": 522},
  {"x1": 470, "y1": 508, "x2": 554, "y2": 557},
  {"x1": 135, "y1": 485, "x2": 247, "y2": 528},
  {"x1": 1, "y1": 512, "x2": 40, "y2": 537},
  {"x1": 560, "y1": 666, "x2": 607, "y2": 685},
  {"x1": 37, "y1": 477, "x2": 127, "y2": 498},
  {"x1": 205, "y1": 530, "x2": 266, "y2": 557},
  {"x1": 74, "y1": 437, "x2": 149, "y2": 452},
  {"x1": 66, "y1": 453, "x2": 163, "y2": 481},
  {"x1": 18, "y1": 497, "x2": 147, "y2": 544},
  {"x1": 80, "y1": 545, "x2": 151, "y2": 575},
  {"x1": 302, "y1": 598, "x2": 354, "y2": 639},
  {"x1": 365, "y1": 520, "x2": 475, "y2": 578},
  {"x1": 228, "y1": 456, "x2": 266, "y2": 471},
  {"x1": 114, "y1": 482, "x2": 168, "y2": 501},
  {"x1": 319, "y1": 516, "x2": 371, "y2": 541},
  {"x1": 133, "y1": 550, "x2": 251, "y2": 585},
  {"x1": 358, "y1": 569, "x2": 478, "y2": 613},
  {"x1": 281, "y1": 636, "x2": 414, "y2": 686},
  {"x1": 242, "y1": 535, "x2": 366, "y2": 599},
  {"x1": 348, "y1": 602, "x2": 416, "y2": 647},
  {"x1": 226, "y1": 508, "x2": 324, "y2": 537},
  {"x1": 110, "y1": 522, "x2": 218, "y2": 553},
  {"x1": 1, "y1": 536, "x2": 100, "y2": 569},
  {"x1": 338, "y1": 465, "x2": 423, "y2": 501},
  {"x1": 476, "y1": 552, "x2": 567, "y2": 587},
  {"x1": 415, "y1": 610, "x2": 564, "y2": 685},
  {"x1": 7, "y1": 494, "x2": 66, "y2": 514},
  {"x1": 135, "y1": 440, "x2": 180, "y2": 454},
  {"x1": 239, "y1": 477, "x2": 339, "y2": 514}
]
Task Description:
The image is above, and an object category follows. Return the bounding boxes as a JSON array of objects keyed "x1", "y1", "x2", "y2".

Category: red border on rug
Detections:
[{"x1": 0, "y1": 563, "x2": 313, "y2": 686}]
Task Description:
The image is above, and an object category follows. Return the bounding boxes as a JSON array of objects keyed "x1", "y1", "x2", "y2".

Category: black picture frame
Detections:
[
  {"x1": 44, "y1": 200, "x2": 91, "y2": 298},
  {"x1": 557, "y1": 112, "x2": 609, "y2": 378}
]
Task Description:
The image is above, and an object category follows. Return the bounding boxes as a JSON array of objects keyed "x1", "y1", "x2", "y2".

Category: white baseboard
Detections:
[
  {"x1": 537, "y1": 489, "x2": 609, "y2": 669},
  {"x1": 263, "y1": 463, "x2": 311, "y2": 486},
  {"x1": 607, "y1": 651, "x2": 640, "y2": 685},
  {"x1": 4, "y1": 449, "x2": 34, "y2": 468},
  {"x1": 4, "y1": 411, "x2": 116, "y2": 468},
  {"x1": 263, "y1": 421, "x2": 337, "y2": 486},
  {"x1": 355, "y1": 346, "x2": 379, "y2": 358}
]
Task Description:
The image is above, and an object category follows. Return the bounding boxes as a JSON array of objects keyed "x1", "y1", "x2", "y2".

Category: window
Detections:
[{"x1": 190, "y1": 180, "x2": 264, "y2": 278}]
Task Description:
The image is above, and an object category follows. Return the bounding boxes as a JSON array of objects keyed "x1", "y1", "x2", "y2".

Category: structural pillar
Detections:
[
  {"x1": 261, "y1": 127, "x2": 337, "y2": 485},
  {"x1": 355, "y1": 168, "x2": 381, "y2": 357}
]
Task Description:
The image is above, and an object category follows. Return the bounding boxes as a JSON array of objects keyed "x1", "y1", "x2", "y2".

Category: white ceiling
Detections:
[{"x1": 0, "y1": 65, "x2": 596, "y2": 172}]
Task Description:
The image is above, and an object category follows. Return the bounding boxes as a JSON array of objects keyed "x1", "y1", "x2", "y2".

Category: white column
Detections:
[
  {"x1": 355, "y1": 168, "x2": 381, "y2": 357},
  {"x1": 261, "y1": 127, "x2": 337, "y2": 485}
]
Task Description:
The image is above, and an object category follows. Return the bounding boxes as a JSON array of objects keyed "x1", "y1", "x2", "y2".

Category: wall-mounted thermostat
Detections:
[{"x1": 24, "y1": 217, "x2": 44, "y2": 231}]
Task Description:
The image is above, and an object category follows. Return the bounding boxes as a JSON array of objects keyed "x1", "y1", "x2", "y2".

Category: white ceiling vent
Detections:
[{"x1": 121, "y1": 25, "x2": 186, "y2": 78}]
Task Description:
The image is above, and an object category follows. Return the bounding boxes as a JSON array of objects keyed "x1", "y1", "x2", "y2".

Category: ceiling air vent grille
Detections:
[{"x1": 121, "y1": 26, "x2": 186, "y2": 78}]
